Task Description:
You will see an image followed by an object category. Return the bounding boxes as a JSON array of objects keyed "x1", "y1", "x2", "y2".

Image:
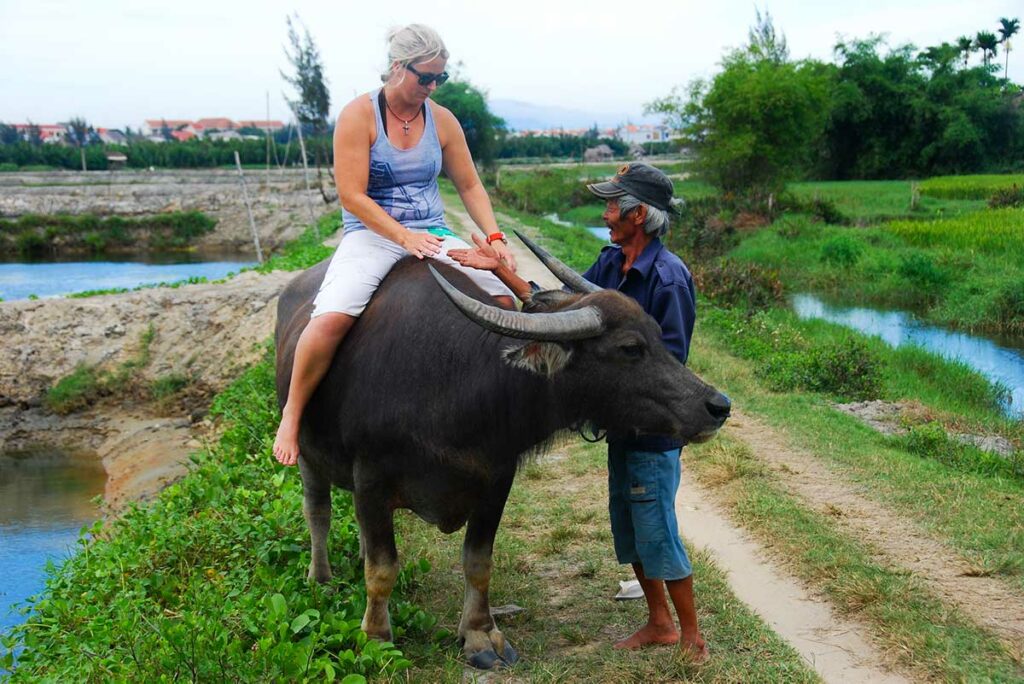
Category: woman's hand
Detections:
[
  {"x1": 489, "y1": 238, "x2": 517, "y2": 272},
  {"x1": 402, "y1": 231, "x2": 444, "y2": 259},
  {"x1": 449, "y1": 233, "x2": 502, "y2": 271}
]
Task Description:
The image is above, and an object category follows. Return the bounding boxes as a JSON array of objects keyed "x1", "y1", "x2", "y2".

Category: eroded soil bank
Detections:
[{"x1": 0, "y1": 268, "x2": 296, "y2": 509}]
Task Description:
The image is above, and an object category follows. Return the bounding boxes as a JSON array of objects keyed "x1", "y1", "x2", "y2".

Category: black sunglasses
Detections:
[{"x1": 406, "y1": 64, "x2": 449, "y2": 86}]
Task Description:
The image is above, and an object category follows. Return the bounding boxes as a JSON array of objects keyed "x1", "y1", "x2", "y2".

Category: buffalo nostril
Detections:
[{"x1": 706, "y1": 392, "x2": 731, "y2": 421}]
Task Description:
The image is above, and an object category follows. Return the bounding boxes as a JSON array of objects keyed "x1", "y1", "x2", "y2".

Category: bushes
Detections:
[
  {"x1": 988, "y1": 184, "x2": 1024, "y2": 208},
  {"x1": 692, "y1": 259, "x2": 783, "y2": 310},
  {"x1": 0, "y1": 211, "x2": 217, "y2": 256},
  {"x1": 820, "y1": 235, "x2": 862, "y2": 268},
  {"x1": 703, "y1": 306, "x2": 884, "y2": 400},
  {"x1": 896, "y1": 252, "x2": 948, "y2": 288}
]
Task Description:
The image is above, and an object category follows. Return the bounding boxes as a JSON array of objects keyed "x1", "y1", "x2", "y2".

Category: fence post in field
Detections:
[
  {"x1": 910, "y1": 181, "x2": 920, "y2": 211},
  {"x1": 294, "y1": 118, "x2": 319, "y2": 237},
  {"x1": 234, "y1": 151, "x2": 264, "y2": 264}
]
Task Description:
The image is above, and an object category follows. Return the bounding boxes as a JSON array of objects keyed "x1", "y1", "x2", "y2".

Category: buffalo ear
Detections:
[
  {"x1": 523, "y1": 289, "x2": 580, "y2": 313},
  {"x1": 502, "y1": 341, "x2": 573, "y2": 376}
]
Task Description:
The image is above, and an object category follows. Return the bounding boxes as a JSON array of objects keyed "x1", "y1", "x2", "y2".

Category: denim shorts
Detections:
[{"x1": 607, "y1": 444, "x2": 692, "y2": 581}]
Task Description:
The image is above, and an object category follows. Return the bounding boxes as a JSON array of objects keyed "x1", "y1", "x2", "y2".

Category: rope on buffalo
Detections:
[{"x1": 573, "y1": 421, "x2": 607, "y2": 443}]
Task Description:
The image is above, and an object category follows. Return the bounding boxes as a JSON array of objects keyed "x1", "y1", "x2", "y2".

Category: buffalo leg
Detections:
[
  {"x1": 299, "y1": 459, "x2": 332, "y2": 583},
  {"x1": 459, "y1": 473, "x2": 519, "y2": 669},
  {"x1": 355, "y1": 490, "x2": 399, "y2": 642}
]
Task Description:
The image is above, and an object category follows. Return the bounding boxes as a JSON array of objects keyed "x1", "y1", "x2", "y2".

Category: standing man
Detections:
[{"x1": 449, "y1": 163, "x2": 706, "y2": 660}]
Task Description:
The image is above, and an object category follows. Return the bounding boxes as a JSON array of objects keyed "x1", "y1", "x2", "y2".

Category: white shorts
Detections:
[{"x1": 311, "y1": 228, "x2": 514, "y2": 318}]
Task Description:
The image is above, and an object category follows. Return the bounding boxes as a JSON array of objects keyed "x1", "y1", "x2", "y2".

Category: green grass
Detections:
[
  {"x1": 45, "y1": 325, "x2": 156, "y2": 414},
  {"x1": 919, "y1": 174, "x2": 1024, "y2": 200},
  {"x1": 788, "y1": 180, "x2": 986, "y2": 222},
  {"x1": 392, "y1": 438, "x2": 818, "y2": 682},
  {"x1": 887, "y1": 208, "x2": 1024, "y2": 253},
  {"x1": 689, "y1": 323, "x2": 1024, "y2": 591},
  {"x1": 686, "y1": 433, "x2": 1023, "y2": 682},
  {"x1": 726, "y1": 213, "x2": 1024, "y2": 333}
]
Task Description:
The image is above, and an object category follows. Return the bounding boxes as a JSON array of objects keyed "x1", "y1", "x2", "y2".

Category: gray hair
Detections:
[
  {"x1": 381, "y1": 24, "x2": 449, "y2": 83},
  {"x1": 618, "y1": 195, "x2": 672, "y2": 237}
]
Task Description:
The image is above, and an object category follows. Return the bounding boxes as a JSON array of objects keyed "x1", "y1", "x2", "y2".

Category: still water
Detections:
[
  {"x1": 0, "y1": 252, "x2": 256, "y2": 301},
  {"x1": 0, "y1": 448, "x2": 105, "y2": 634},
  {"x1": 792, "y1": 293, "x2": 1024, "y2": 418}
]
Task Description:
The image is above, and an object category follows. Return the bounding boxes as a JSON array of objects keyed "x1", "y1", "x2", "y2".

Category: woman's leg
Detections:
[{"x1": 273, "y1": 312, "x2": 357, "y2": 466}]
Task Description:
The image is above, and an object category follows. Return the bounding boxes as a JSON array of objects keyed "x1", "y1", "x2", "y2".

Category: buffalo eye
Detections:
[{"x1": 619, "y1": 341, "x2": 645, "y2": 359}]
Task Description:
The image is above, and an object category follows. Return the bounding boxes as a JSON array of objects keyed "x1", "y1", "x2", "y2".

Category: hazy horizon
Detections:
[{"x1": 2, "y1": 0, "x2": 1021, "y2": 130}]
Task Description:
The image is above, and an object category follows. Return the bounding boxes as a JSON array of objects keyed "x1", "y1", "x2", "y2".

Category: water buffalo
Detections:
[{"x1": 274, "y1": 238, "x2": 730, "y2": 669}]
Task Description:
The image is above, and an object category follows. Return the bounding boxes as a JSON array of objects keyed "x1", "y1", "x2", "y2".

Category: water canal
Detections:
[
  {"x1": 0, "y1": 447, "x2": 105, "y2": 635},
  {"x1": 0, "y1": 251, "x2": 256, "y2": 301},
  {"x1": 792, "y1": 293, "x2": 1024, "y2": 418}
]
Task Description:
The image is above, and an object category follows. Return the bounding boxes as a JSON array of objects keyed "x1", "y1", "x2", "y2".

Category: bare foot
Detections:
[
  {"x1": 613, "y1": 623, "x2": 680, "y2": 650},
  {"x1": 273, "y1": 413, "x2": 300, "y2": 466},
  {"x1": 680, "y1": 640, "x2": 709, "y2": 663}
]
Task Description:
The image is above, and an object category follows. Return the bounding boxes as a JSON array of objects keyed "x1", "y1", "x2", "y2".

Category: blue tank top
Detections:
[{"x1": 342, "y1": 88, "x2": 447, "y2": 233}]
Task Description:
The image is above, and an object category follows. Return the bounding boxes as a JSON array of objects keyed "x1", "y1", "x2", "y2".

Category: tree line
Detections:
[{"x1": 648, "y1": 12, "x2": 1022, "y2": 195}]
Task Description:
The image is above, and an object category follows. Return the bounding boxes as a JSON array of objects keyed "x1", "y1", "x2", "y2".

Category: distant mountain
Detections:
[{"x1": 489, "y1": 98, "x2": 663, "y2": 132}]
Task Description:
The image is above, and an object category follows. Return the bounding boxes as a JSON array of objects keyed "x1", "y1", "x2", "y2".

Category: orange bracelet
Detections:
[{"x1": 486, "y1": 231, "x2": 508, "y2": 244}]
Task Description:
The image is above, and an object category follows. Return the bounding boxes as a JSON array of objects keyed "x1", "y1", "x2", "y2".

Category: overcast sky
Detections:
[{"x1": 1, "y1": 0, "x2": 1021, "y2": 129}]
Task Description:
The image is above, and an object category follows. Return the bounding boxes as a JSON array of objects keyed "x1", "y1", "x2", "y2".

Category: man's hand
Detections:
[
  {"x1": 449, "y1": 233, "x2": 503, "y2": 271},
  {"x1": 489, "y1": 238, "x2": 517, "y2": 272}
]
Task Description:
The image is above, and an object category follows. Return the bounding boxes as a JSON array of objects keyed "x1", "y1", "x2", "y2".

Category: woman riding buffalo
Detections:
[{"x1": 273, "y1": 24, "x2": 517, "y2": 465}]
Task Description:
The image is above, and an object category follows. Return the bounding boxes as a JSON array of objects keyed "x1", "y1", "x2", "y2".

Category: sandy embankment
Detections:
[{"x1": 0, "y1": 270, "x2": 296, "y2": 508}]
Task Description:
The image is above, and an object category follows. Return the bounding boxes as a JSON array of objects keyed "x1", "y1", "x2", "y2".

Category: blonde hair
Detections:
[{"x1": 381, "y1": 24, "x2": 449, "y2": 83}]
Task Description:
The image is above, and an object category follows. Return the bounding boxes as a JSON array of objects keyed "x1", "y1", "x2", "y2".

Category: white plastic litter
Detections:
[{"x1": 614, "y1": 579, "x2": 644, "y2": 601}]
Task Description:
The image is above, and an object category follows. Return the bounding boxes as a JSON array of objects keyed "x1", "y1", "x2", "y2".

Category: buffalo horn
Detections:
[
  {"x1": 428, "y1": 266, "x2": 604, "y2": 340},
  {"x1": 513, "y1": 230, "x2": 602, "y2": 294}
]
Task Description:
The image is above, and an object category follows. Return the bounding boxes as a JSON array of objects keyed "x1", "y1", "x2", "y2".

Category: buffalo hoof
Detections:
[
  {"x1": 307, "y1": 564, "x2": 332, "y2": 584},
  {"x1": 466, "y1": 641, "x2": 519, "y2": 670}
]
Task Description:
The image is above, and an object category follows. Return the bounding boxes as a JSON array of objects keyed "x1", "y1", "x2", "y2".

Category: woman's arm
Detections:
[
  {"x1": 433, "y1": 105, "x2": 517, "y2": 271},
  {"x1": 333, "y1": 98, "x2": 442, "y2": 259}
]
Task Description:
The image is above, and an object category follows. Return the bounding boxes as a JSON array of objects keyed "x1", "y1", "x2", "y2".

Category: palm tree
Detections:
[
  {"x1": 975, "y1": 31, "x2": 999, "y2": 67},
  {"x1": 957, "y1": 35, "x2": 974, "y2": 67},
  {"x1": 998, "y1": 17, "x2": 1020, "y2": 81}
]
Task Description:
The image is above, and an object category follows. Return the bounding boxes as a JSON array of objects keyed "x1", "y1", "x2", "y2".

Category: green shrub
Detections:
[
  {"x1": 992, "y1": 279, "x2": 1024, "y2": 333},
  {"x1": 897, "y1": 251, "x2": 948, "y2": 288},
  {"x1": 45, "y1": 365, "x2": 103, "y2": 414},
  {"x1": 988, "y1": 184, "x2": 1024, "y2": 209},
  {"x1": 14, "y1": 232, "x2": 48, "y2": 257},
  {"x1": 150, "y1": 373, "x2": 190, "y2": 399},
  {"x1": 803, "y1": 336, "x2": 882, "y2": 400},
  {"x1": 819, "y1": 236, "x2": 862, "y2": 268},
  {"x1": 0, "y1": 162, "x2": 17, "y2": 172},
  {"x1": 693, "y1": 259, "x2": 783, "y2": 310},
  {"x1": 666, "y1": 196, "x2": 739, "y2": 259}
]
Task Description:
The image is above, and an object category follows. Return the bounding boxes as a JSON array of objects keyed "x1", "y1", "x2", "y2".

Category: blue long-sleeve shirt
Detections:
[{"x1": 581, "y1": 238, "x2": 696, "y2": 452}]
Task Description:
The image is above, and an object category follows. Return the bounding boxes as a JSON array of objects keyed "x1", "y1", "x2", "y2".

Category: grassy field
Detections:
[
  {"x1": 480, "y1": 166, "x2": 1024, "y2": 680},
  {"x1": 788, "y1": 180, "x2": 986, "y2": 222}
]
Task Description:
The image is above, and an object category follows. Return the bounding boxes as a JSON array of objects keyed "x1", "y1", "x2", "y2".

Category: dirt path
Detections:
[
  {"x1": 678, "y1": 471, "x2": 910, "y2": 683},
  {"x1": 723, "y1": 410, "x2": 1024, "y2": 650}
]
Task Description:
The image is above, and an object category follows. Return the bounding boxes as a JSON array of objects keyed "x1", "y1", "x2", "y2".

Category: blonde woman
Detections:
[{"x1": 273, "y1": 24, "x2": 516, "y2": 465}]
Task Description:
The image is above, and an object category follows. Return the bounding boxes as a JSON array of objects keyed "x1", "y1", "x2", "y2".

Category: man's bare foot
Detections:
[
  {"x1": 680, "y1": 640, "x2": 709, "y2": 663},
  {"x1": 273, "y1": 413, "x2": 301, "y2": 466},
  {"x1": 613, "y1": 623, "x2": 680, "y2": 650}
]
